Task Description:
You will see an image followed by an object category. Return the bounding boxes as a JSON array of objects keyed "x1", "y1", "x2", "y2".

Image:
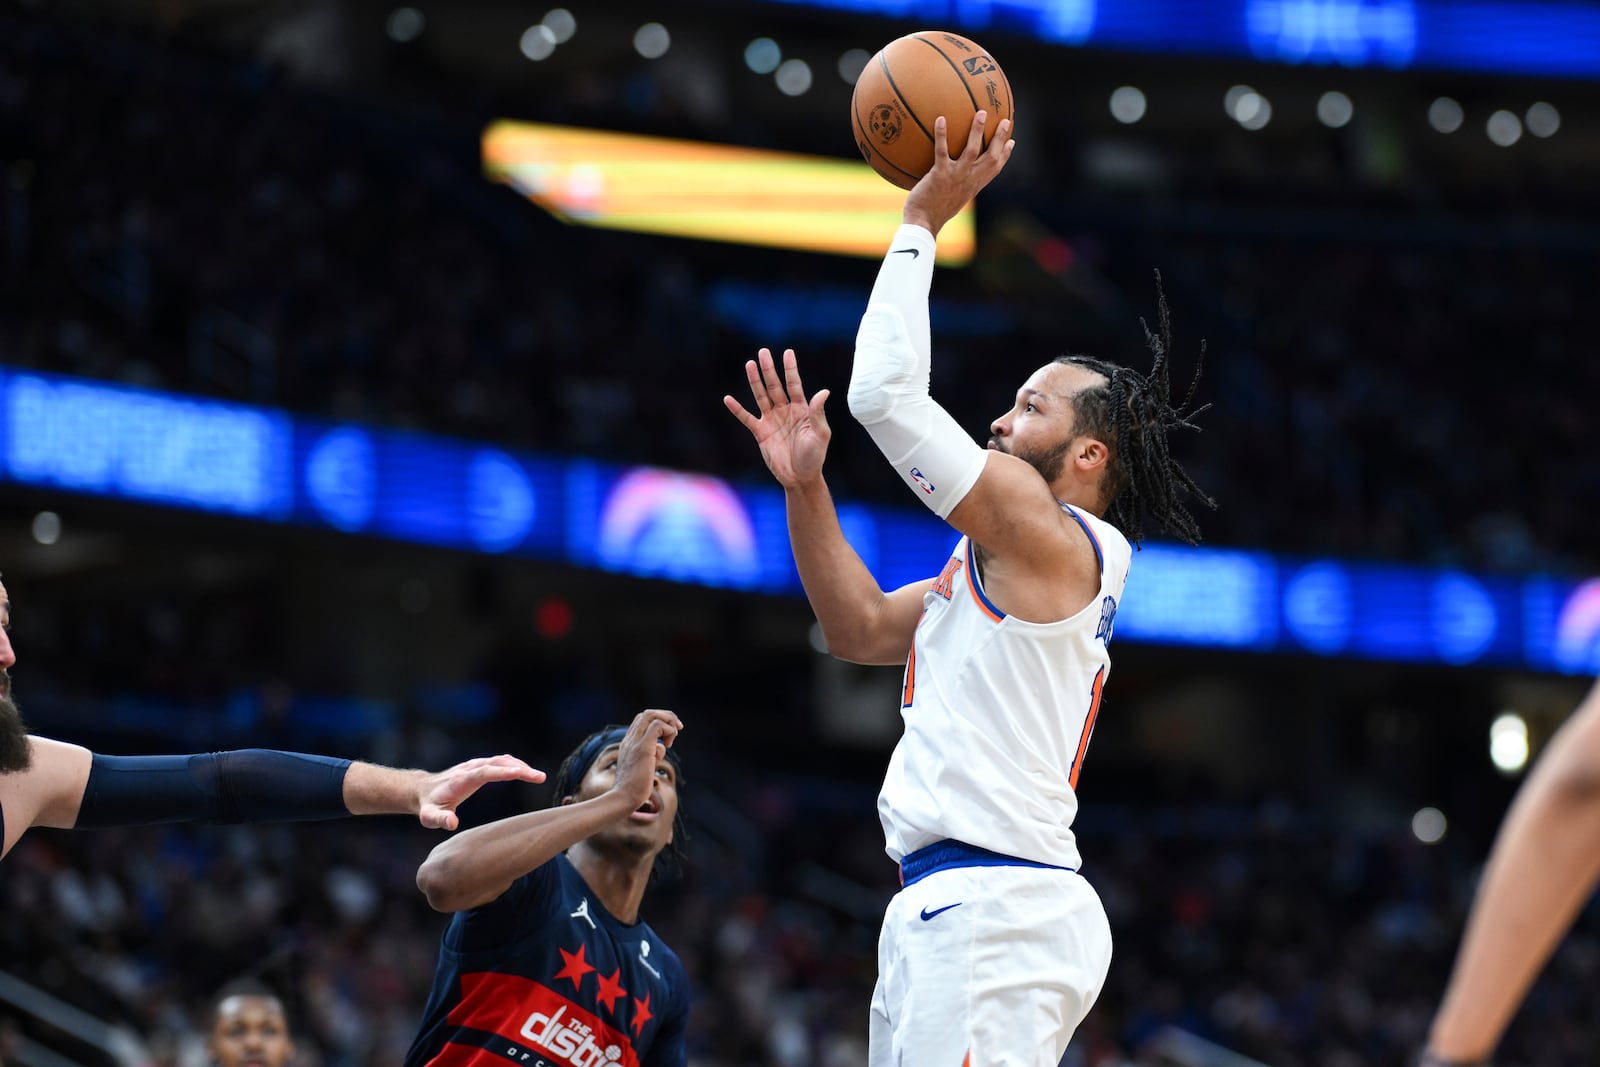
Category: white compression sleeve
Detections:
[{"x1": 847, "y1": 224, "x2": 988, "y2": 520}]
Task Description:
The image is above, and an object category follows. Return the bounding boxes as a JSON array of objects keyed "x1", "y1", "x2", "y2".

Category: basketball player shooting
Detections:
[{"x1": 725, "y1": 112, "x2": 1213, "y2": 1066}]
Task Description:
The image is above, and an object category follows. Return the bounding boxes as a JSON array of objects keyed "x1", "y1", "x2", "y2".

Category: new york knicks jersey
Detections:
[{"x1": 878, "y1": 504, "x2": 1132, "y2": 871}]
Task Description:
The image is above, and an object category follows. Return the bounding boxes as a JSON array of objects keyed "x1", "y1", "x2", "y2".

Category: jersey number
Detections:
[
  {"x1": 900, "y1": 643, "x2": 917, "y2": 708},
  {"x1": 1068, "y1": 666, "x2": 1106, "y2": 790}
]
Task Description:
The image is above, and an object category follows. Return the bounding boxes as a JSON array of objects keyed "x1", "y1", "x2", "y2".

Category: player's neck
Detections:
[
  {"x1": 567, "y1": 841, "x2": 653, "y2": 924},
  {"x1": 1053, "y1": 483, "x2": 1102, "y2": 517}
]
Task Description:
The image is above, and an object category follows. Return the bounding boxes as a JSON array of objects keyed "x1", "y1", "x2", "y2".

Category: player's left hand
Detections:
[{"x1": 417, "y1": 754, "x2": 546, "y2": 831}]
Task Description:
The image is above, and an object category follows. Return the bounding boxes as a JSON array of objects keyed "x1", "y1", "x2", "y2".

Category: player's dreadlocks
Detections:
[{"x1": 1055, "y1": 272, "x2": 1215, "y2": 546}]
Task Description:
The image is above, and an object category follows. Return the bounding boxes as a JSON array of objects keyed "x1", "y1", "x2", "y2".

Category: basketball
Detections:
[{"x1": 851, "y1": 31, "x2": 1015, "y2": 190}]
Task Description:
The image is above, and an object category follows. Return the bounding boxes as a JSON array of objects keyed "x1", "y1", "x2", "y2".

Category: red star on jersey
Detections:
[
  {"x1": 631, "y1": 992, "x2": 653, "y2": 1036},
  {"x1": 595, "y1": 968, "x2": 627, "y2": 1013},
  {"x1": 553, "y1": 944, "x2": 596, "y2": 991}
]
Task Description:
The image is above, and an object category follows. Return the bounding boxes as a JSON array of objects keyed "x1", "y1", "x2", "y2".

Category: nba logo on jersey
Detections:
[
  {"x1": 908, "y1": 467, "x2": 935, "y2": 495},
  {"x1": 1095, "y1": 595, "x2": 1117, "y2": 646}
]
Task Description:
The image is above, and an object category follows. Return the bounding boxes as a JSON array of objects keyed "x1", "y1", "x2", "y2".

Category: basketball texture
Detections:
[{"x1": 851, "y1": 31, "x2": 1015, "y2": 190}]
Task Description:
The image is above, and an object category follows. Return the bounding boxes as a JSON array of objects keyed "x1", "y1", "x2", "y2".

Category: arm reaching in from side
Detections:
[
  {"x1": 6, "y1": 739, "x2": 544, "y2": 849},
  {"x1": 725, "y1": 348, "x2": 929, "y2": 665},
  {"x1": 1424, "y1": 679, "x2": 1600, "y2": 1065}
]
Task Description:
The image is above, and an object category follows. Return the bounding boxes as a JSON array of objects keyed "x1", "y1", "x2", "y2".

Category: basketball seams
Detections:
[
  {"x1": 851, "y1": 30, "x2": 1010, "y2": 189},
  {"x1": 877, "y1": 50, "x2": 937, "y2": 148},
  {"x1": 909, "y1": 34, "x2": 983, "y2": 122}
]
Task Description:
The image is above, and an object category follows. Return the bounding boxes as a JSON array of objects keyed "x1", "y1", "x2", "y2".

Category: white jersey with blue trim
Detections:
[{"x1": 877, "y1": 504, "x2": 1133, "y2": 870}]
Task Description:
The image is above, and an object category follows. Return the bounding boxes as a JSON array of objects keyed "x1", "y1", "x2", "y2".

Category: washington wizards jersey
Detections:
[
  {"x1": 405, "y1": 853, "x2": 688, "y2": 1067},
  {"x1": 878, "y1": 504, "x2": 1132, "y2": 871}
]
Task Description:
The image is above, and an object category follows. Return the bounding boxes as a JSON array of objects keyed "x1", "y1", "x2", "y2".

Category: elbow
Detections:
[
  {"x1": 416, "y1": 855, "x2": 467, "y2": 913},
  {"x1": 817, "y1": 621, "x2": 899, "y2": 666},
  {"x1": 845, "y1": 376, "x2": 883, "y2": 425}
]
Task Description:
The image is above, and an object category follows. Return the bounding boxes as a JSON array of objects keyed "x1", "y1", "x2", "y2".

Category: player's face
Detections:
[
  {"x1": 579, "y1": 743, "x2": 679, "y2": 857},
  {"x1": 208, "y1": 996, "x2": 295, "y2": 1067},
  {"x1": 0, "y1": 582, "x2": 27, "y2": 775},
  {"x1": 987, "y1": 363, "x2": 1106, "y2": 484}
]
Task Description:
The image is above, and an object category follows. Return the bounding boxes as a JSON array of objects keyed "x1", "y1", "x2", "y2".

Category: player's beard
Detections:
[
  {"x1": 0, "y1": 673, "x2": 29, "y2": 774},
  {"x1": 989, "y1": 435, "x2": 1073, "y2": 486}
]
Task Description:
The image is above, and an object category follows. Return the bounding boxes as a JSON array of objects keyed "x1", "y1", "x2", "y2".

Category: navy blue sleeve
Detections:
[
  {"x1": 444, "y1": 857, "x2": 563, "y2": 954},
  {"x1": 75, "y1": 751, "x2": 351, "y2": 829}
]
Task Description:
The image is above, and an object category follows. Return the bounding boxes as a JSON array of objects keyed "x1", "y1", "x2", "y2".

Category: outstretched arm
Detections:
[
  {"x1": 726, "y1": 348, "x2": 929, "y2": 665},
  {"x1": 1425, "y1": 679, "x2": 1600, "y2": 1064},
  {"x1": 2, "y1": 737, "x2": 542, "y2": 857}
]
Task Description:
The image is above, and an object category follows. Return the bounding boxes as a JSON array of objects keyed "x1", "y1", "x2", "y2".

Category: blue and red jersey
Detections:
[{"x1": 406, "y1": 853, "x2": 688, "y2": 1067}]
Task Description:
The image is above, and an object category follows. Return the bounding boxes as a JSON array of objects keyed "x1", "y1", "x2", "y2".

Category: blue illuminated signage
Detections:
[
  {"x1": 1, "y1": 370, "x2": 292, "y2": 518},
  {"x1": 757, "y1": 0, "x2": 1600, "y2": 79},
  {"x1": 2, "y1": 365, "x2": 1595, "y2": 675},
  {"x1": 1246, "y1": 0, "x2": 1417, "y2": 67}
]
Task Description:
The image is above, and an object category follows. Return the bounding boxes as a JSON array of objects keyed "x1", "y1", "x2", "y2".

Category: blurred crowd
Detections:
[
  {"x1": 7, "y1": 779, "x2": 1600, "y2": 1067},
  {"x1": 2, "y1": 11, "x2": 1598, "y2": 573}
]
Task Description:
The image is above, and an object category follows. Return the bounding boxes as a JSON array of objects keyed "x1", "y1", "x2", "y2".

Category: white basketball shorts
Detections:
[{"x1": 868, "y1": 859, "x2": 1113, "y2": 1067}]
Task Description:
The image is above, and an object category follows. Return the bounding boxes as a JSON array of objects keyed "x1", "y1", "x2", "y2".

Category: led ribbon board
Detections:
[
  {"x1": 482, "y1": 120, "x2": 976, "y2": 265},
  {"x1": 755, "y1": 0, "x2": 1600, "y2": 79},
  {"x1": 2, "y1": 366, "x2": 1597, "y2": 674}
]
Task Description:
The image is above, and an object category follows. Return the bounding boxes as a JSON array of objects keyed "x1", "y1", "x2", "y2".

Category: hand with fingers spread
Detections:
[
  {"x1": 416, "y1": 754, "x2": 546, "y2": 831},
  {"x1": 723, "y1": 346, "x2": 833, "y2": 490},
  {"x1": 903, "y1": 111, "x2": 1015, "y2": 238}
]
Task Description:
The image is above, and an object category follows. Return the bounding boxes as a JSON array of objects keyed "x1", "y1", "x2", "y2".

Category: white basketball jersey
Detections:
[{"x1": 877, "y1": 504, "x2": 1132, "y2": 870}]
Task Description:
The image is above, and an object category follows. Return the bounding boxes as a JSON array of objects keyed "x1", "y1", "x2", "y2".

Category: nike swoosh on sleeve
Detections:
[{"x1": 890, "y1": 248, "x2": 920, "y2": 258}]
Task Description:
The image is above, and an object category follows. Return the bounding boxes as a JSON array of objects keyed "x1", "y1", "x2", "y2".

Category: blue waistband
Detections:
[{"x1": 897, "y1": 840, "x2": 1074, "y2": 888}]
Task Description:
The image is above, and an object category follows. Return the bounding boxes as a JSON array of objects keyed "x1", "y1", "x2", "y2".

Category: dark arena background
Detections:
[{"x1": 2, "y1": 0, "x2": 1600, "y2": 1064}]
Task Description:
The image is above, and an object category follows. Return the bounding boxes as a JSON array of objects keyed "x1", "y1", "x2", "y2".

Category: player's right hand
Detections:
[
  {"x1": 611, "y1": 708, "x2": 682, "y2": 812},
  {"x1": 723, "y1": 347, "x2": 832, "y2": 489}
]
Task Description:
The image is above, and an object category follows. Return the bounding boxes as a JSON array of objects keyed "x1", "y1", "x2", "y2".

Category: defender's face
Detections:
[
  {"x1": 0, "y1": 581, "x2": 26, "y2": 775},
  {"x1": 0, "y1": 581, "x2": 13, "y2": 674},
  {"x1": 988, "y1": 363, "x2": 1106, "y2": 481},
  {"x1": 208, "y1": 996, "x2": 295, "y2": 1067},
  {"x1": 577, "y1": 743, "x2": 679, "y2": 855}
]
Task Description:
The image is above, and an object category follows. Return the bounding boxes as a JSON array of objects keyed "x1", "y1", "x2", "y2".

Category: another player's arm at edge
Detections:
[
  {"x1": 2, "y1": 736, "x2": 543, "y2": 857},
  {"x1": 415, "y1": 709, "x2": 681, "y2": 914},
  {"x1": 1424, "y1": 679, "x2": 1600, "y2": 1065}
]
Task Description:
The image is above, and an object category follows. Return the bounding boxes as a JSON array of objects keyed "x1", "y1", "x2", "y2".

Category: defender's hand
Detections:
[{"x1": 417, "y1": 755, "x2": 545, "y2": 831}]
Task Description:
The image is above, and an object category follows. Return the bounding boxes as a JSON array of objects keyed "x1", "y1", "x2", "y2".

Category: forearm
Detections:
[
  {"x1": 785, "y1": 478, "x2": 889, "y2": 651},
  {"x1": 849, "y1": 225, "x2": 986, "y2": 519},
  {"x1": 342, "y1": 761, "x2": 427, "y2": 817},
  {"x1": 73, "y1": 749, "x2": 352, "y2": 830},
  {"x1": 1429, "y1": 763, "x2": 1600, "y2": 1058},
  {"x1": 417, "y1": 791, "x2": 635, "y2": 912}
]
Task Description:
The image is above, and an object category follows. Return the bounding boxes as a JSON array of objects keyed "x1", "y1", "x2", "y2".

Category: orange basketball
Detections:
[{"x1": 850, "y1": 31, "x2": 1015, "y2": 191}]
